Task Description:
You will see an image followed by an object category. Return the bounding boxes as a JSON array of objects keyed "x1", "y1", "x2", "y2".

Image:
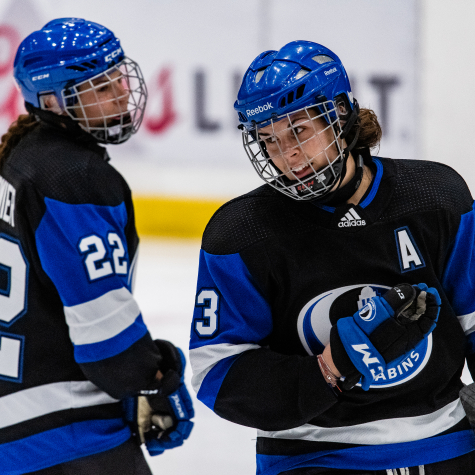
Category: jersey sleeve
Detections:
[
  {"x1": 190, "y1": 210, "x2": 338, "y2": 431},
  {"x1": 34, "y1": 163, "x2": 160, "y2": 399},
  {"x1": 442, "y1": 202, "x2": 475, "y2": 365}
]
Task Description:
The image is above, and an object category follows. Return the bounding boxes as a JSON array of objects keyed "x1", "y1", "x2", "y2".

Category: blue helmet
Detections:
[
  {"x1": 235, "y1": 40, "x2": 360, "y2": 201},
  {"x1": 13, "y1": 18, "x2": 147, "y2": 144}
]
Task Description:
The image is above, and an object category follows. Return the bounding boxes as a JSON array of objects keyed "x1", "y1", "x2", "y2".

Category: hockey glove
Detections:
[
  {"x1": 123, "y1": 339, "x2": 194, "y2": 456},
  {"x1": 330, "y1": 283, "x2": 441, "y2": 390}
]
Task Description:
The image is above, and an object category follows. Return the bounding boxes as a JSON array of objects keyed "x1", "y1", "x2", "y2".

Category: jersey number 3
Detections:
[
  {"x1": 194, "y1": 289, "x2": 220, "y2": 337},
  {"x1": 0, "y1": 235, "x2": 27, "y2": 382}
]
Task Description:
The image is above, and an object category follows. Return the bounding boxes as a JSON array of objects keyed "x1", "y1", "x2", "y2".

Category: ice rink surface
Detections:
[
  {"x1": 135, "y1": 237, "x2": 474, "y2": 474},
  {"x1": 134, "y1": 238, "x2": 256, "y2": 474}
]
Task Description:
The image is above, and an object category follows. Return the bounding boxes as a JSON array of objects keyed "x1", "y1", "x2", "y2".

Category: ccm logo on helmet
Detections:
[
  {"x1": 247, "y1": 102, "x2": 273, "y2": 117},
  {"x1": 105, "y1": 47, "x2": 122, "y2": 62},
  {"x1": 324, "y1": 67, "x2": 337, "y2": 76},
  {"x1": 32, "y1": 73, "x2": 50, "y2": 81}
]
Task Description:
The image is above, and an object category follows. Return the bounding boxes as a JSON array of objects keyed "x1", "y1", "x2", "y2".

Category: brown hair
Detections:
[
  {"x1": 346, "y1": 107, "x2": 382, "y2": 152},
  {"x1": 0, "y1": 114, "x2": 39, "y2": 165}
]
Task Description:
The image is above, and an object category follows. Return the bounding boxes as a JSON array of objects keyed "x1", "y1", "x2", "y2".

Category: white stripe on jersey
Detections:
[
  {"x1": 0, "y1": 381, "x2": 118, "y2": 429},
  {"x1": 457, "y1": 310, "x2": 475, "y2": 335},
  {"x1": 258, "y1": 398, "x2": 465, "y2": 445},
  {"x1": 64, "y1": 287, "x2": 140, "y2": 345},
  {"x1": 190, "y1": 343, "x2": 260, "y2": 394},
  {"x1": 128, "y1": 245, "x2": 139, "y2": 293}
]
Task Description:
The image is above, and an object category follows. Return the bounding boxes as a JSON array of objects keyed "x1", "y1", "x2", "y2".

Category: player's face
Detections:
[
  {"x1": 72, "y1": 69, "x2": 130, "y2": 127},
  {"x1": 257, "y1": 108, "x2": 339, "y2": 181}
]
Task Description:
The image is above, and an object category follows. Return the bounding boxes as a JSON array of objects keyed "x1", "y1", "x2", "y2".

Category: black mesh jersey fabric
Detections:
[
  {"x1": 379, "y1": 158, "x2": 473, "y2": 222},
  {"x1": 202, "y1": 157, "x2": 473, "y2": 256},
  {"x1": 3, "y1": 122, "x2": 128, "y2": 207},
  {"x1": 202, "y1": 185, "x2": 322, "y2": 255}
]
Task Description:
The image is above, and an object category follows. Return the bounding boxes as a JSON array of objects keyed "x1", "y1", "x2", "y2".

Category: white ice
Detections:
[
  {"x1": 135, "y1": 238, "x2": 256, "y2": 474},
  {"x1": 135, "y1": 237, "x2": 473, "y2": 474}
]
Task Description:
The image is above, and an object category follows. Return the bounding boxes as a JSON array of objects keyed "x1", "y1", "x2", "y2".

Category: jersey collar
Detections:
[
  {"x1": 285, "y1": 156, "x2": 397, "y2": 230},
  {"x1": 315, "y1": 157, "x2": 384, "y2": 213}
]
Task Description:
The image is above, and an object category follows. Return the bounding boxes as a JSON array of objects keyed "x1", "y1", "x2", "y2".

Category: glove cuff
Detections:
[
  {"x1": 141, "y1": 369, "x2": 181, "y2": 402},
  {"x1": 154, "y1": 339, "x2": 184, "y2": 375},
  {"x1": 330, "y1": 325, "x2": 358, "y2": 377}
]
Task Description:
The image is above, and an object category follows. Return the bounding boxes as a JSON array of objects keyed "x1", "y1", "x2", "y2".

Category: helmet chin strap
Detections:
[
  {"x1": 315, "y1": 152, "x2": 364, "y2": 206},
  {"x1": 311, "y1": 101, "x2": 363, "y2": 206}
]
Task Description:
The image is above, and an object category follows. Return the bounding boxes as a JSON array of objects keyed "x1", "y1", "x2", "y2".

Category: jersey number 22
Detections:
[{"x1": 0, "y1": 235, "x2": 27, "y2": 382}]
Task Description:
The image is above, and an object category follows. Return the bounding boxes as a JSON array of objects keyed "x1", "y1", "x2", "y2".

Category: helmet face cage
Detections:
[
  {"x1": 243, "y1": 99, "x2": 346, "y2": 201},
  {"x1": 60, "y1": 57, "x2": 147, "y2": 144}
]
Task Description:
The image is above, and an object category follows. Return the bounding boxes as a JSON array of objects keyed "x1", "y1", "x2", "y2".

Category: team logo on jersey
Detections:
[
  {"x1": 297, "y1": 284, "x2": 433, "y2": 389},
  {"x1": 338, "y1": 208, "x2": 366, "y2": 228}
]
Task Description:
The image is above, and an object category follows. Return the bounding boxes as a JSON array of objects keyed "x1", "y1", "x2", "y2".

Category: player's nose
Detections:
[
  {"x1": 113, "y1": 80, "x2": 129, "y2": 107},
  {"x1": 282, "y1": 143, "x2": 302, "y2": 166}
]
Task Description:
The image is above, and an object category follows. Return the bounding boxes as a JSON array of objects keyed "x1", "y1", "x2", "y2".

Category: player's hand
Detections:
[
  {"x1": 123, "y1": 340, "x2": 194, "y2": 455},
  {"x1": 330, "y1": 283, "x2": 441, "y2": 390},
  {"x1": 143, "y1": 340, "x2": 194, "y2": 456},
  {"x1": 142, "y1": 372, "x2": 194, "y2": 456}
]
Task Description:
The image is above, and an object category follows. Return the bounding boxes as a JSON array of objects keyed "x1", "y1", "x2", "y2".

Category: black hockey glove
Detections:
[
  {"x1": 123, "y1": 339, "x2": 194, "y2": 456},
  {"x1": 330, "y1": 283, "x2": 441, "y2": 390}
]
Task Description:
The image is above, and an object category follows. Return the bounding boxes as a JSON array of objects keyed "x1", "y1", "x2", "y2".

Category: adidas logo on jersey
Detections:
[{"x1": 338, "y1": 208, "x2": 366, "y2": 228}]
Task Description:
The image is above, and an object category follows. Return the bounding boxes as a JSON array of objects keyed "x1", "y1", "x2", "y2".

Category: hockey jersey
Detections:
[
  {"x1": 190, "y1": 157, "x2": 475, "y2": 474},
  {"x1": 0, "y1": 121, "x2": 160, "y2": 474}
]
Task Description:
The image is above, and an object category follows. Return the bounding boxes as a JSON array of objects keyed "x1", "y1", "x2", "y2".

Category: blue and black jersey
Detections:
[
  {"x1": 0, "y1": 121, "x2": 160, "y2": 474},
  {"x1": 190, "y1": 157, "x2": 475, "y2": 474}
]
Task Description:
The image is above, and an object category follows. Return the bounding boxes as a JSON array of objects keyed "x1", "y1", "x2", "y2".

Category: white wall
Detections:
[
  {"x1": 0, "y1": 0, "x2": 419, "y2": 199},
  {"x1": 1, "y1": 0, "x2": 474, "y2": 196},
  {"x1": 421, "y1": 0, "x2": 475, "y2": 194}
]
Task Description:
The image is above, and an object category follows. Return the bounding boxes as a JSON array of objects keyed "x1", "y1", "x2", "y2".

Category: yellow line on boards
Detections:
[{"x1": 132, "y1": 195, "x2": 226, "y2": 239}]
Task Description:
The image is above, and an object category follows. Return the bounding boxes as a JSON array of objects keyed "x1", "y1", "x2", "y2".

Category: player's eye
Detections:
[
  {"x1": 264, "y1": 136, "x2": 277, "y2": 144},
  {"x1": 96, "y1": 83, "x2": 110, "y2": 93}
]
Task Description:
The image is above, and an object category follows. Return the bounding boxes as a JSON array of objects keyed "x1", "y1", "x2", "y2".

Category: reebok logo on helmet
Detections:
[
  {"x1": 247, "y1": 102, "x2": 273, "y2": 117},
  {"x1": 324, "y1": 67, "x2": 337, "y2": 76}
]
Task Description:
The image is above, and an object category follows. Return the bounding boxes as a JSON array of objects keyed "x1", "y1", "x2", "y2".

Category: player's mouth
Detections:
[
  {"x1": 290, "y1": 163, "x2": 314, "y2": 180},
  {"x1": 107, "y1": 112, "x2": 131, "y2": 127}
]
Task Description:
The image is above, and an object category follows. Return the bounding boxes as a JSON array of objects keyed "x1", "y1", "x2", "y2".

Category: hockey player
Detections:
[
  {"x1": 0, "y1": 18, "x2": 193, "y2": 474},
  {"x1": 190, "y1": 40, "x2": 475, "y2": 474}
]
